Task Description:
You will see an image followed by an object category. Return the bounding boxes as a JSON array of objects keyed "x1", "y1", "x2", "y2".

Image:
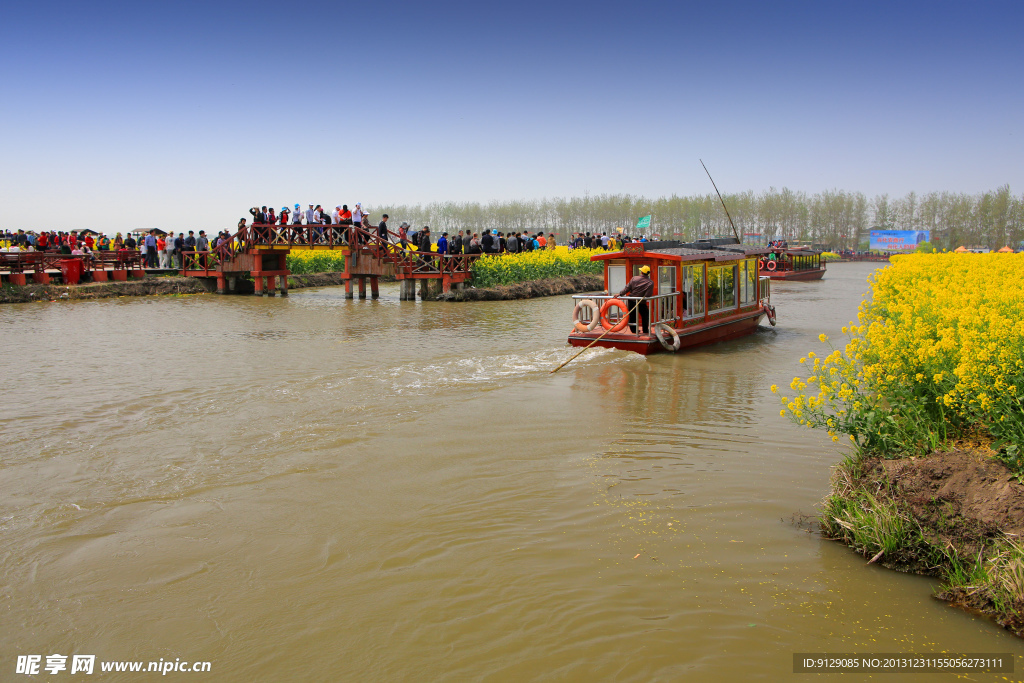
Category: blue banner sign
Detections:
[{"x1": 870, "y1": 230, "x2": 930, "y2": 251}]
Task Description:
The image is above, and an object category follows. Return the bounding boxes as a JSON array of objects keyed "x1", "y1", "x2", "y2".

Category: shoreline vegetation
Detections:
[
  {"x1": 778, "y1": 253, "x2": 1024, "y2": 636},
  {"x1": 370, "y1": 186, "x2": 1024, "y2": 251}
]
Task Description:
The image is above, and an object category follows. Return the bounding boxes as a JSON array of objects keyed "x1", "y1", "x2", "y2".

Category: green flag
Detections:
[{"x1": 636, "y1": 215, "x2": 651, "y2": 229}]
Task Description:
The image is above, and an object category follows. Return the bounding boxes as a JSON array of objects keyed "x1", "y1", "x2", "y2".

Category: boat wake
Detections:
[{"x1": 364, "y1": 346, "x2": 634, "y2": 394}]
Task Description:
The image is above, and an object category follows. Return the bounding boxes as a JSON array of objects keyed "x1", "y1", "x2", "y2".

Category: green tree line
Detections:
[{"x1": 371, "y1": 185, "x2": 1024, "y2": 250}]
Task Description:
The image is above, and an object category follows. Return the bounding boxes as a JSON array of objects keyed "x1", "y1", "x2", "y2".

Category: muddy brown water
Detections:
[{"x1": 2, "y1": 262, "x2": 1021, "y2": 681}]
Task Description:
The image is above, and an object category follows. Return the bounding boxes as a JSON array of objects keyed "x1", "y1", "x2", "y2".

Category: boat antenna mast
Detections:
[{"x1": 700, "y1": 159, "x2": 741, "y2": 243}]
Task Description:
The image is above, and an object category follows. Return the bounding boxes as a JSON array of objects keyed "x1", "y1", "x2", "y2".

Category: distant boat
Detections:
[
  {"x1": 759, "y1": 247, "x2": 826, "y2": 281},
  {"x1": 567, "y1": 238, "x2": 775, "y2": 356}
]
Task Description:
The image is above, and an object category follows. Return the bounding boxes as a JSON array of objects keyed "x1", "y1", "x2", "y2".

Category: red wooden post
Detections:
[
  {"x1": 358, "y1": 276, "x2": 367, "y2": 299},
  {"x1": 265, "y1": 275, "x2": 276, "y2": 296},
  {"x1": 370, "y1": 276, "x2": 379, "y2": 299},
  {"x1": 344, "y1": 277, "x2": 353, "y2": 299},
  {"x1": 254, "y1": 274, "x2": 264, "y2": 296}
]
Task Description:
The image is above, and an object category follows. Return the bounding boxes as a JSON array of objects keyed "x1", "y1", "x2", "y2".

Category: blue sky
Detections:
[{"x1": 2, "y1": 0, "x2": 1021, "y2": 231}]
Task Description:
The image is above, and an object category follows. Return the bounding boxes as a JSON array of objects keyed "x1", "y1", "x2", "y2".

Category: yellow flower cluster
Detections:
[
  {"x1": 471, "y1": 247, "x2": 604, "y2": 287},
  {"x1": 780, "y1": 253, "x2": 1024, "y2": 464},
  {"x1": 286, "y1": 249, "x2": 346, "y2": 274}
]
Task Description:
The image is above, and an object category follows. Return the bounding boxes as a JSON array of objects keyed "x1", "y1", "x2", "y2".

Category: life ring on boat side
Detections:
[
  {"x1": 766, "y1": 260, "x2": 777, "y2": 271},
  {"x1": 758, "y1": 258, "x2": 765, "y2": 270},
  {"x1": 599, "y1": 298, "x2": 631, "y2": 333},
  {"x1": 654, "y1": 323, "x2": 681, "y2": 351},
  {"x1": 762, "y1": 303, "x2": 776, "y2": 326},
  {"x1": 572, "y1": 299, "x2": 601, "y2": 333}
]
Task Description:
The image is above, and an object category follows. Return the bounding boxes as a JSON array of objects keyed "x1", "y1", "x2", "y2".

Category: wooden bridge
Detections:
[
  {"x1": 1, "y1": 249, "x2": 144, "y2": 285},
  {"x1": 179, "y1": 222, "x2": 478, "y2": 299}
]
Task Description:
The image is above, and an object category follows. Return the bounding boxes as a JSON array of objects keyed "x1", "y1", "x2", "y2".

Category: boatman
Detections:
[{"x1": 618, "y1": 265, "x2": 654, "y2": 335}]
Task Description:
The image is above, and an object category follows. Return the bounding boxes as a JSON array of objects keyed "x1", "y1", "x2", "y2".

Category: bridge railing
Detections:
[{"x1": 186, "y1": 221, "x2": 479, "y2": 278}]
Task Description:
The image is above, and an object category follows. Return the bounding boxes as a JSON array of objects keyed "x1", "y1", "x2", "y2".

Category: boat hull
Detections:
[
  {"x1": 567, "y1": 308, "x2": 767, "y2": 355},
  {"x1": 759, "y1": 267, "x2": 825, "y2": 281}
]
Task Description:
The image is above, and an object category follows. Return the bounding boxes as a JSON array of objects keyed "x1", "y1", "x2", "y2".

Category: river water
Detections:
[{"x1": 2, "y1": 262, "x2": 1021, "y2": 681}]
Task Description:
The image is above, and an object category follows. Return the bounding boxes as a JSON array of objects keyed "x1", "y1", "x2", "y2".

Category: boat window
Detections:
[
  {"x1": 608, "y1": 265, "x2": 627, "y2": 296},
  {"x1": 683, "y1": 264, "x2": 704, "y2": 318},
  {"x1": 707, "y1": 267, "x2": 722, "y2": 311},
  {"x1": 657, "y1": 266, "x2": 677, "y2": 322},
  {"x1": 658, "y1": 266, "x2": 676, "y2": 294},
  {"x1": 740, "y1": 259, "x2": 757, "y2": 305},
  {"x1": 708, "y1": 265, "x2": 737, "y2": 313}
]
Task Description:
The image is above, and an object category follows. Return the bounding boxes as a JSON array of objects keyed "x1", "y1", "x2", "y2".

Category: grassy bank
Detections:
[{"x1": 777, "y1": 253, "x2": 1024, "y2": 634}]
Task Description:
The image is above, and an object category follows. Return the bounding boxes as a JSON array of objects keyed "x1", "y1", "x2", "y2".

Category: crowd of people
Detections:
[
  {"x1": 3, "y1": 212, "x2": 653, "y2": 269},
  {"x1": 0, "y1": 228, "x2": 225, "y2": 270}
]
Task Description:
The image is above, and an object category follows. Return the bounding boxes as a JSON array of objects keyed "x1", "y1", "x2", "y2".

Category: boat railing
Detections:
[
  {"x1": 759, "y1": 276, "x2": 771, "y2": 302},
  {"x1": 571, "y1": 292, "x2": 679, "y2": 328}
]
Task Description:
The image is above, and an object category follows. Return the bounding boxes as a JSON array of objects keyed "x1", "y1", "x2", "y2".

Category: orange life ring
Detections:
[
  {"x1": 572, "y1": 299, "x2": 600, "y2": 333},
  {"x1": 600, "y1": 298, "x2": 630, "y2": 333},
  {"x1": 758, "y1": 258, "x2": 765, "y2": 270},
  {"x1": 763, "y1": 303, "x2": 776, "y2": 326},
  {"x1": 766, "y1": 260, "x2": 777, "y2": 271}
]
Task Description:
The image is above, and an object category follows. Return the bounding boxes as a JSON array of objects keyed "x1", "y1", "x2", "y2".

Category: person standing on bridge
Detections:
[
  {"x1": 437, "y1": 232, "x2": 449, "y2": 255},
  {"x1": 157, "y1": 233, "x2": 168, "y2": 268},
  {"x1": 378, "y1": 214, "x2": 389, "y2": 242},
  {"x1": 418, "y1": 227, "x2": 431, "y2": 257},
  {"x1": 144, "y1": 230, "x2": 158, "y2": 268}
]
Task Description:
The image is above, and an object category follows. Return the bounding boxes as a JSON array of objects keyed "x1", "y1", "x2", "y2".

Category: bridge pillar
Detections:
[
  {"x1": 279, "y1": 274, "x2": 288, "y2": 296},
  {"x1": 254, "y1": 275, "x2": 265, "y2": 296},
  {"x1": 344, "y1": 277, "x2": 354, "y2": 299},
  {"x1": 399, "y1": 279, "x2": 414, "y2": 300},
  {"x1": 358, "y1": 276, "x2": 367, "y2": 299},
  {"x1": 265, "y1": 276, "x2": 276, "y2": 297},
  {"x1": 370, "y1": 276, "x2": 379, "y2": 299},
  {"x1": 228, "y1": 276, "x2": 238, "y2": 293},
  {"x1": 419, "y1": 279, "x2": 429, "y2": 300},
  {"x1": 442, "y1": 275, "x2": 452, "y2": 293},
  {"x1": 217, "y1": 276, "x2": 227, "y2": 294}
]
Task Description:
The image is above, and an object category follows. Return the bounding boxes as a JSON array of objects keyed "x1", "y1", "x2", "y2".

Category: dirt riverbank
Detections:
[
  {"x1": 437, "y1": 275, "x2": 604, "y2": 301},
  {"x1": 0, "y1": 272, "x2": 354, "y2": 304},
  {"x1": 822, "y1": 447, "x2": 1024, "y2": 636},
  {"x1": 1, "y1": 273, "x2": 604, "y2": 304}
]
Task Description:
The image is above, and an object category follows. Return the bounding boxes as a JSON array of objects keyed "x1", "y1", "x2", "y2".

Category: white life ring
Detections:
[
  {"x1": 763, "y1": 303, "x2": 776, "y2": 327},
  {"x1": 654, "y1": 323, "x2": 681, "y2": 351},
  {"x1": 572, "y1": 299, "x2": 601, "y2": 333}
]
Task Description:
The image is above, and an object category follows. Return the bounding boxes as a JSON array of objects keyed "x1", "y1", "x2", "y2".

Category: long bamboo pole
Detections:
[
  {"x1": 700, "y1": 159, "x2": 742, "y2": 244},
  {"x1": 551, "y1": 300, "x2": 643, "y2": 374}
]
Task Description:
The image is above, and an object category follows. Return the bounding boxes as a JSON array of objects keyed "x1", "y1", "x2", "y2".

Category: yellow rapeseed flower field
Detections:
[
  {"x1": 470, "y1": 248, "x2": 605, "y2": 287},
  {"x1": 778, "y1": 253, "x2": 1024, "y2": 470},
  {"x1": 286, "y1": 249, "x2": 346, "y2": 274}
]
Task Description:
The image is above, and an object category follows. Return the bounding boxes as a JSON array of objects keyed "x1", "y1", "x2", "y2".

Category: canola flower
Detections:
[
  {"x1": 470, "y1": 247, "x2": 604, "y2": 288},
  {"x1": 286, "y1": 249, "x2": 346, "y2": 274},
  {"x1": 780, "y1": 253, "x2": 1024, "y2": 471}
]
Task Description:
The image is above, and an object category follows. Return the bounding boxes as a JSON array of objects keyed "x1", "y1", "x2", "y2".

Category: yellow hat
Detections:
[{"x1": 639, "y1": 265, "x2": 650, "y2": 274}]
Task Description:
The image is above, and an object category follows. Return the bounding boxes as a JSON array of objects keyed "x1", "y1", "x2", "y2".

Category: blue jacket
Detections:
[{"x1": 437, "y1": 236, "x2": 449, "y2": 254}]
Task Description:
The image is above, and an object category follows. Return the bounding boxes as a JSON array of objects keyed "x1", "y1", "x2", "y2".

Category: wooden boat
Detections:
[
  {"x1": 567, "y1": 239, "x2": 775, "y2": 355},
  {"x1": 758, "y1": 248, "x2": 826, "y2": 280}
]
